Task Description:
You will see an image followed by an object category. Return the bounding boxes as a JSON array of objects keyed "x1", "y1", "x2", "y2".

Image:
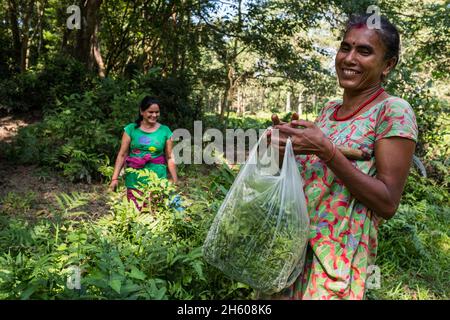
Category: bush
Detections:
[{"x1": 0, "y1": 55, "x2": 92, "y2": 115}]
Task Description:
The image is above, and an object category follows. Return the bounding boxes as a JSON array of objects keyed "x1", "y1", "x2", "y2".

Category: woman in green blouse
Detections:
[{"x1": 110, "y1": 96, "x2": 178, "y2": 209}]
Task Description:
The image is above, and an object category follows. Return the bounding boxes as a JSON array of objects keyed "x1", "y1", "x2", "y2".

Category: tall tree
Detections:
[
  {"x1": 75, "y1": 0, "x2": 105, "y2": 77},
  {"x1": 8, "y1": 0, "x2": 46, "y2": 72}
]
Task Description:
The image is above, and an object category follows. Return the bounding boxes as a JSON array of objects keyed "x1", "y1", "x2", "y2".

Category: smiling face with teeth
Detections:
[
  {"x1": 335, "y1": 26, "x2": 395, "y2": 93},
  {"x1": 140, "y1": 103, "x2": 160, "y2": 127}
]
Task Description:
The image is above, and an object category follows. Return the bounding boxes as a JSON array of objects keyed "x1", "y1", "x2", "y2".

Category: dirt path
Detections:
[{"x1": 0, "y1": 115, "x2": 109, "y2": 220}]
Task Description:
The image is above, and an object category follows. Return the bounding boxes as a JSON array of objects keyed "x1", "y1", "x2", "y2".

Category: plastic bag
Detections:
[{"x1": 203, "y1": 130, "x2": 310, "y2": 294}]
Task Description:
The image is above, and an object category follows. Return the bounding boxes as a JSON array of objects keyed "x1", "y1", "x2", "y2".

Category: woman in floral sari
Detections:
[{"x1": 271, "y1": 14, "x2": 417, "y2": 299}]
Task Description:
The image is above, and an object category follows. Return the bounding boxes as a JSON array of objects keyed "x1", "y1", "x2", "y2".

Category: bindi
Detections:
[{"x1": 353, "y1": 22, "x2": 366, "y2": 29}]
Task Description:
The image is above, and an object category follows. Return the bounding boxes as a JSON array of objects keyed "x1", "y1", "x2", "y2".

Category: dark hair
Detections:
[
  {"x1": 135, "y1": 96, "x2": 161, "y2": 128},
  {"x1": 343, "y1": 13, "x2": 401, "y2": 70}
]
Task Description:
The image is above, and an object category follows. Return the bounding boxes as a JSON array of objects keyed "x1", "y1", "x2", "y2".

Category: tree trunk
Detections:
[
  {"x1": 75, "y1": 0, "x2": 104, "y2": 76},
  {"x1": 20, "y1": 0, "x2": 35, "y2": 73},
  {"x1": 238, "y1": 89, "x2": 245, "y2": 115},
  {"x1": 34, "y1": 0, "x2": 48, "y2": 62},
  {"x1": 7, "y1": 0, "x2": 23, "y2": 71},
  {"x1": 297, "y1": 90, "x2": 303, "y2": 116},
  {"x1": 220, "y1": 64, "x2": 233, "y2": 120},
  {"x1": 259, "y1": 87, "x2": 264, "y2": 111},
  {"x1": 286, "y1": 91, "x2": 291, "y2": 113},
  {"x1": 170, "y1": 4, "x2": 179, "y2": 75},
  {"x1": 220, "y1": 86, "x2": 229, "y2": 120},
  {"x1": 92, "y1": 22, "x2": 106, "y2": 77}
]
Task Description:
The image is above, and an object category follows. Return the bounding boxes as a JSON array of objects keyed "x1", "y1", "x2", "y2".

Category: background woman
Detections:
[
  {"x1": 110, "y1": 96, "x2": 178, "y2": 209},
  {"x1": 271, "y1": 14, "x2": 418, "y2": 299}
]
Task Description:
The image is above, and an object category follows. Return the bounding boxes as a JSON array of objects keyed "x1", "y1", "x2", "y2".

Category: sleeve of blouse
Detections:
[
  {"x1": 375, "y1": 98, "x2": 418, "y2": 142},
  {"x1": 166, "y1": 126, "x2": 173, "y2": 140},
  {"x1": 123, "y1": 123, "x2": 134, "y2": 138}
]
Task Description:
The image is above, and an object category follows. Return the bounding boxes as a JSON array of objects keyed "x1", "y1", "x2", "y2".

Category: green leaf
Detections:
[
  {"x1": 109, "y1": 279, "x2": 121, "y2": 294},
  {"x1": 191, "y1": 261, "x2": 205, "y2": 281},
  {"x1": 128, "y1": 267, "x2": 146, "y2": 280},
  {"x1": 154, "y1": 287, "x2": 167, "y2": 300},
  {"x1": 20, "y1": 286, "x2": 38, "y2": 300}
]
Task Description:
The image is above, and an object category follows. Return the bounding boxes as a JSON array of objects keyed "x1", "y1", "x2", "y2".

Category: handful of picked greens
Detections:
[{"x1": 203, "y1": 133, "x2": 309, "y2": 294}]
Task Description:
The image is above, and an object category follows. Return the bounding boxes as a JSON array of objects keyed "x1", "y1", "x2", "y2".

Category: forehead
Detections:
[
  {"x1": 343, "y1": 27, "x2": 385, "y2": 50},
  {"x1": 143, "y1": 103, "x2": 160, "y2": 112}
]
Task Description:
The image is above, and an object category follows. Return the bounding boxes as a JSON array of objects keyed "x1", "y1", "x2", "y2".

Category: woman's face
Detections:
[
  {"x1": 335, "y1": 26, "x2": 394, "y2": 92},
  {"x1": 141, "y1": 103, "x2": 160, "y2": 124}
]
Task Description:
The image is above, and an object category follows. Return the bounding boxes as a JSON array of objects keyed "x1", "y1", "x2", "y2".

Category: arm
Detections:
[
  {"x1": 321, "y1": 136, "x2": 415, "y2": 219},
  {"x1": 109, "y1": 132, "x2": 131, "y2": 190},
  {"x1": 274, "y1": 120, "x2": 415, "y2": 220},
  {"x1": 165, "y1": 138, "x2": 178, "y2": 184}
]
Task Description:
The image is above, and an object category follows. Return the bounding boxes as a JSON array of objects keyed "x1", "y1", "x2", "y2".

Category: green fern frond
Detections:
[{"x1": 54, "y1": 192, "x2": 89, "y2": 213}]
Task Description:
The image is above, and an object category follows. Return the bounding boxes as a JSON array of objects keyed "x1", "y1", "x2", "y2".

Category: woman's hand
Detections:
[
  {"x1": 270, "y1": 118, "x2": 334, "y2": 161},
  {"x1": 109, "y1": 179, "x2": 119, "y2": 191}
]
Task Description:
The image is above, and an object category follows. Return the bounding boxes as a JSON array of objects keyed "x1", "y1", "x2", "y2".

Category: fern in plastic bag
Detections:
[{"x1": 203, "y1": 132, "x2": 310, "y2": 294}]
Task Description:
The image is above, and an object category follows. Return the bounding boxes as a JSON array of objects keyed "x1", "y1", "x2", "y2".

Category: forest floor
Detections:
[{"x1": 0, "y1": 114, "x2": 110, "y2": 220}]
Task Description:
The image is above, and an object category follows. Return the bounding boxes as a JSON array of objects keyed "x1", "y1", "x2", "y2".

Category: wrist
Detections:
[{"x1": 319, "y1": 139, "x2": 336, "y2": 163}]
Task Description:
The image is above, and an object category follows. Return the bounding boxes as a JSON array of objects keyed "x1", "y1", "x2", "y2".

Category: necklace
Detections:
[{"x1": 333, "y1": 87, "x2": 385, "y2": 121}]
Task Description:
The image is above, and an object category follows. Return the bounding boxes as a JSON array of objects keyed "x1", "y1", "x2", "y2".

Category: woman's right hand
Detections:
[
  {"x1": 109, "y1": 179, "x2": 119, "y2": 191},
  {"x1": 268, "y1": 113, "x2": 300, "y2": 161}
]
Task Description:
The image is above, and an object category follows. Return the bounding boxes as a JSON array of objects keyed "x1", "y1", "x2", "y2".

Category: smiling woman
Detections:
[
  {"x1": 270, "y1": 14, "x2": 418, "y2": 300},
  {"x1": 109, "y1": 96, "x2": 178, "y2": 210}
]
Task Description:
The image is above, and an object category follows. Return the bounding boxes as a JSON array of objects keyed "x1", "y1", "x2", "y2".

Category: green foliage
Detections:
[
  {"x1": 203, "y1": 112, "x2": 272, "y2": 132},
  {"x1": 0, "y1": 72, "x2": 40, "y2": 113},
  {"x1": 386, "y1": 78, "x2": 450, "y2": 158},
  {"x1": 402, "y1": 171, "x2": 449, "y2": 207},
  {"x1": 0, "y1": 169, "x2": 253, "y2": 300},
  {"x1": 0, "y1": 0, "x2": 448, "y2": 301},
  {"x1": 213, "y1": 165, "x2": 236, "y2": 193},
  {"x1": 0, "y1": 55, "x2": 91, "y2": 114},
  {"x1": 367, "y1": 169, "x2": 450, "y2": 300},
  {"x1": 6, "y1": 68, "x2": 203, "y2": 182},
  {"x1": 0, "y1": 192, "x2": 37, "y2": 216},
  {"x1": 203, "y1": 174, "x2": 308, "y2": 293}
]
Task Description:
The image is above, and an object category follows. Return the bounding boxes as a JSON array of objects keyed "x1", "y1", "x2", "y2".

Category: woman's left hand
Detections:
[{"x1": 272, "y1": 119, "x2": 334, "y2": 160}]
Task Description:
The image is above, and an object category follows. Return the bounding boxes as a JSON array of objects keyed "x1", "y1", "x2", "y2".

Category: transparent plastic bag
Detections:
[{"x1": 203, "y1": 130, "x2": 310, "y2": 294}]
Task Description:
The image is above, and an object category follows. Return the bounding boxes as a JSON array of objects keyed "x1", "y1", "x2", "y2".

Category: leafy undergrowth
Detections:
[
  {"x1": 0, "y1": 164, "x2": 253, "y2": 300},
  {"x1": 366, "y1": 172, "x2": 450, "y2": 300},
  {"x1": 0, "y1": 163, "x2": 448, "y2": 300}
]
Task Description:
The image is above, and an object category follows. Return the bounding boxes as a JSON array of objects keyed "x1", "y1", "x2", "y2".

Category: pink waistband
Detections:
[{"x1": 126, "y1": 154, "x2": 166, "y2": 169}]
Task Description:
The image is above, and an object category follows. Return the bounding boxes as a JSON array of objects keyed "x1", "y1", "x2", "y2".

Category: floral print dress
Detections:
[{"x1": 278, "y1": 96, "x2": 418, "y2": 300}]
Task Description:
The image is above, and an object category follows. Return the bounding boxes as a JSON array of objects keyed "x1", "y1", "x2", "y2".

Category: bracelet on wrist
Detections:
[
  {"x1": 111, "y1": 178, "x2": 119, "y2": 181},
  {"x1": 323, "y1": 141, "x2": 337, "y2": 163}
]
